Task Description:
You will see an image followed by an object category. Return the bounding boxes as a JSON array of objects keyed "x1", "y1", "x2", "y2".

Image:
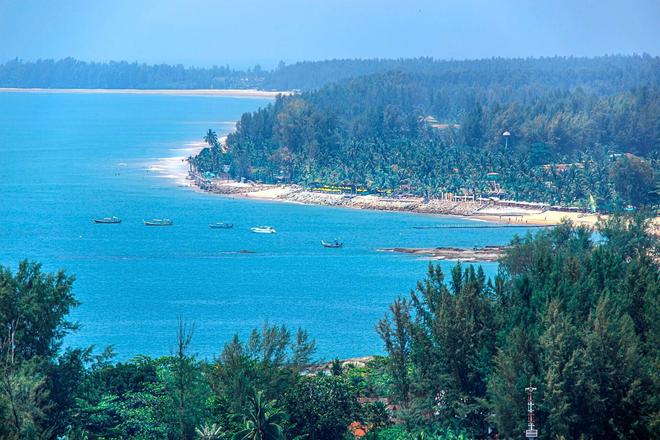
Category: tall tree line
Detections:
[
  {"x1": 2, "y1": 55, "x2": 659, "y2": 92},
  {"x1": 0, "y1": 58, "x2": 266, "y2": 90}
]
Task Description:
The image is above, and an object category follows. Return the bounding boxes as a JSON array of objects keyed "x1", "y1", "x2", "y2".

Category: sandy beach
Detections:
[
  {"x1": 188, "y1": 175, "x2": 610, "y2": 227},
  {"x1": 148, "y1": 145, "x2": 660, "y2": 235},
  {"x1": 0, "y1": 87, "x2": 290, "y2": 98}
]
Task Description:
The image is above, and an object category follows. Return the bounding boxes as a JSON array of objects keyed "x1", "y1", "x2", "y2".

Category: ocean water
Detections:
[{"x1": 0, "y1": 92, "x2": 534, "y2": 361}]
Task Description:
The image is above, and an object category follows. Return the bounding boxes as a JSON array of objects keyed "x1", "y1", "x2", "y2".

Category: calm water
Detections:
[{"x1": 0, "y1": 92, "x2": 532, "y2": 360}]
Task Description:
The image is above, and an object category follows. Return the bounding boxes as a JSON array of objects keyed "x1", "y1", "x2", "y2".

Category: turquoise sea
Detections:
[{"x1": 0, "y1": 92, "x2": 533, "y2": 360}]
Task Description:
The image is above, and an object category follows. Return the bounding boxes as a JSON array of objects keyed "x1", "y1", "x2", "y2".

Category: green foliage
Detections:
[
  {"x1": 284, "y1": 374, "x2": 360, "y2": 440},
  {"x1": 0, "y1": 260, "x2": 78, "y2": 438},
  {"x1": 379, "y1": 215, "x2": 659, "y2": 439},
  {"x1": 609, "y1": 153, "x2": 657, "y2": 206},
  {"x1": 160, "y1": 320, "x2": 211, "y2": 440},
  {"x1": 377, "y1": 298, "x2": 412, "y2": 404},
  {"x1": 0, "y1": 58, "x2": 266, "y2": 89},
  {"x1": 343, "y1": 357, "x2": 392, "y2": 398},
  {"x1": 330, "y1": 358, "x2": 343, "y2": 376},
  {"x1": 207, "y1": 322, "x2": 315, "y2": 429},
  {"x1": 196, "y1": 422, "x2": 225, "y2": 440},
  {"x1": 232, "y1": 391, "x2": 286, "y2": 440},
  {"x1": 363, "y1": 400, "x2": 391, "y2": 431},
  {"x1": 0, "y1": 260, "x2": 78, "y2": 361},
  {"x1": 8, "y1": 55, "x2": 658, "y2": 94},
  {"x1": 70, "y1": 385, "x2": 171, "y2": 439},
  {"x1": 491, "y1": 216, "x2": 658, "y2": 439},
  {"x1": 369, "y1": 425, "x2": 468, "y2": 440},
  {"x1": 65, "y1": 324, "x2": 213, "y2": 439},
  {"x1": 0, "y1": 361, "x2": 51, "y2": 439},
  {"x1": 403, "y1": 263, "x2": 494, "y2": 434}
]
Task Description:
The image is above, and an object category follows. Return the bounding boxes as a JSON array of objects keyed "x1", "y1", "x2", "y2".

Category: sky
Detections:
[{"x1": 1, "y1": 0, "x2": 659, "y2": 68}]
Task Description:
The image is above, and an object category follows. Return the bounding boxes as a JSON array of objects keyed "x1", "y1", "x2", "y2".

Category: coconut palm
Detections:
[
  {"x1": 195, "y1": 423, "x2": 224, "y2": 440},
  {"x1": 232, "y1": 391, "x2": 286, "y2": 440},
  {"x1": 204, "y1": 129, "x2": 219, "y2": 149}
]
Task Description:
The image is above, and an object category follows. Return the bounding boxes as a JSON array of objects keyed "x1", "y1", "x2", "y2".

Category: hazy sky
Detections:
[{"x1": 1, "y1": 0, "x2": 659, "y2": 68}]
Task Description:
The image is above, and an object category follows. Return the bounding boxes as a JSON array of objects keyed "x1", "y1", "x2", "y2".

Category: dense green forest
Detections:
[
  {"x1": 0, "y1": 58, "x2": 267, "y2": 90},
  {"x1": 1, "y1": 215, "x2": 658, "y2": 439},
  {"x1": 192, "y1": 56, "x2": 659, "y2": 209},
  {"x1": 3, "y1": 55, "x2": 659, "y2": 92},
  {"x1": 262, "y1": 55, "x2": 660, "y2": 93}
]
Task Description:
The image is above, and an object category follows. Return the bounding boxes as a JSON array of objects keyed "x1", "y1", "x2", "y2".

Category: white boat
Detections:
[{"x1": 250, "y1": 226, "x2": 276, "y2": 234}]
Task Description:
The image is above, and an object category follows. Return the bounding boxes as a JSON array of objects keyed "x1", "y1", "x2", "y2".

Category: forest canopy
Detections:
[
  {"x1": 192, "y1": 56, "x2": 660, "y2": 210},
  {"x1": 2, "y1": 54, "x2": 659, "y2": 92}
]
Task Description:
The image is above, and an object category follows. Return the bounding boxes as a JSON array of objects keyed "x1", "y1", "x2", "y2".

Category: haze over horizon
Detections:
[{"x1": 2, "y1": 0, "x2": 660, "y2": 69}]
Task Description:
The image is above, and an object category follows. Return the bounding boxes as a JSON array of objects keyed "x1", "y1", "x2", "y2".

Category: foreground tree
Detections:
[
  {"x1": 380, "y1": 263, "x2": 495, "y2": 435},
  {"x1": 207, "y1": 322, "x2": 315, "y2": 426},
  {"x1": 0, "y1": 362, "x2": 50, "y2": 439},
  {"x1": 0, "y1": 260, "x2": 78, "y2": 438},
  {"x1": 233, "y1": 390, "x2": 286, "y2": 440},
  {"x1": 381, "y1": 216, "x2": 659, "y2": 439},
  {"x1": 284, "y1": 375, "x2": 360, "y2": 440},
  {"x1": 163, "y1": 320, "x2": 209, "y2": 440},
  {"x1": 377, "y1": 297, "x2": 411, "y2": 405}
]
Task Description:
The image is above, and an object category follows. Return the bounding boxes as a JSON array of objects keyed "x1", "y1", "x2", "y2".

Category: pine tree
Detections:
[
  {"x1": 539, "y1": 299, "x2": 580, "y2": 438},
  {"x1": 377, "y1": 297, "x2": 411, "y2": 404},
  {"x1": 576, "y1": 294, "x2": 649, "y2": 439}
]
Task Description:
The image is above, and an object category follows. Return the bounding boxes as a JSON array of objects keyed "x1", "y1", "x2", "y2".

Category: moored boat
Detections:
[
  {"x1": 251, "y1": 226, "x2": 276, "y2": 234},
  {"x1": 144, "y1": 219, "x2": 173, "y2": 226},
  {"x1": 321, "y1": 240, "x2": 343, "y2": 248},
  {"x1": 93, "y1": 216, "x2": 121, "y2": 224},
  {"x1": 209, "y1": 222, "x2": 234, "y2": 229}
]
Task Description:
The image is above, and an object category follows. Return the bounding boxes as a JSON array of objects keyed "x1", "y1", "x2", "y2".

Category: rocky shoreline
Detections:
[{"x1": 379, "y1": 246, "x2": 508, "y2": 262}]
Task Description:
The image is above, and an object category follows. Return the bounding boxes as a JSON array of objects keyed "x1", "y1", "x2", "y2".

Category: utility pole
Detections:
[{"x1": 525, "y1": 386, "x2": 538, "y2": 439}]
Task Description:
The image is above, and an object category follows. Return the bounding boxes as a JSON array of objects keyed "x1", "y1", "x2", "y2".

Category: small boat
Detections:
[
  {"x1": 251, "y1": 226, "x2": 276, "y2": 234},
  {"x1": 209, "y1": 222, "x2": 234, "y2": 229},
  {"x1": 144, "y1": 219, "x2": 173, "y2": 226},
  {"x1": 322, "y1": 240, "x2": 343, "y2": 248},
  {"x1": 93, "y1": 216, "x2": 121, "y2": 224}
]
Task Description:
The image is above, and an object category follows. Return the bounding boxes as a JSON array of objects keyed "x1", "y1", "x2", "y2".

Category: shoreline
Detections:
[
  {"x1": 147, "y1": 140, "x2": 210, "y2": 187},
  {"x1": 0, "y1": 87, "x2": 290, "y2": 98},
  {"x1": 186, "y1": 173, "x2": 606, "y2": 227},
  {"x1": 151, "y1": 136, "x2": 659, "y2": 231}
]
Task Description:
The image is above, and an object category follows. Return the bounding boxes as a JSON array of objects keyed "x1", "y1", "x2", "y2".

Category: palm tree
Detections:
[
  {"x1": 204, "y1": 129, "x2": 219, "y2": 149},
  {"x1": 232, "y1": 391, "x2": 286, "y2": 440},
  {"x1": 195, "y1": 423, "x2": 224, "y2": 440}
]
